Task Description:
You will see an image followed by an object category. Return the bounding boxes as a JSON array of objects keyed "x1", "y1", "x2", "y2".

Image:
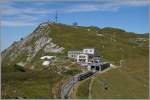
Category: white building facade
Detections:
[
  {"x1": 68, "y1": 50, "x2": 83, "y2": 60},
  {"x1": 77, "y1": 54, "x2": 89, "y2": 64},
  {"x1": 68, "y1": 48, "x2": 110, "y2": 71},
  {"x1": 68, "y1": 48, "x2": 98, "y2": 65},
  {"x1": 83, "y1": 48, "x2": 95, "y2": 55}
]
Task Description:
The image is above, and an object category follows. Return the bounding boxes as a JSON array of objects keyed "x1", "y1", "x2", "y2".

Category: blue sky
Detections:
[{"x1": 0, "y1": 0, "x2": 149, "y2": 50}]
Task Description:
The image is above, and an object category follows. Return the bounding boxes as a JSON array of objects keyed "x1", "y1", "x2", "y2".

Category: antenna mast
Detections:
[{"x1": 55, "y1": 10, "x2": 58, "y2": 23}]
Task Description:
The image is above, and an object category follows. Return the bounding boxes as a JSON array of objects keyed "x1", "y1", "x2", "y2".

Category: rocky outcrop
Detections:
[{"x1": 2, "y1": 22, "x2": 65, "y2": 66}]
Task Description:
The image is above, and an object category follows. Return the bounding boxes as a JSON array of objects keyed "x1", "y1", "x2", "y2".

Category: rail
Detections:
[{"x1": 61, "y1": 71, "x2": 96, "y2": 99}]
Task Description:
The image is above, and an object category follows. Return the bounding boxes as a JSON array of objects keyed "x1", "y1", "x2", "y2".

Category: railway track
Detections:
[{"x1": 61, "y1": 71, "x2": 97, "y2": 99}]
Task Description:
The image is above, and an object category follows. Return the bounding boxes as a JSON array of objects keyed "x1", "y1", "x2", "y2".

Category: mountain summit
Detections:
[{"x1": 2, "y1": 22, "x2": 149, "y2": 99}]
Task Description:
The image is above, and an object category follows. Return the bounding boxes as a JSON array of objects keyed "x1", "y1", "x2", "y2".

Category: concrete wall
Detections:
[
  {"x1": 77, "y1": 54, "x2": 88, "y2": 63},
  {"x1": 68, "y1": 50, "x2": 83, "y2": 59},
  {"x1": 83, "y1": 48, "x2": 95, "y2": 55}
]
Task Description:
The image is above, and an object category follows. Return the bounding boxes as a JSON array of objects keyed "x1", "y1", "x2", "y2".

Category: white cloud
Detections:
[
  {"x1": 115, "y1": 0, "x2": 149, "y2": 6},
  {"x1": 1, "y1": 20, "x2": 37, "y2": 27},
  {"x1": 62, "y1": 4, "x2": 100, "y2": 13},
  {"x1": 62, "y1": 0, "x2": 149, "y2": 13},
  {"x1": 60, "y1": 4, "x2": 118, "y2": 13},
  {"x1": 1, "y1": 14, "x2": 39, "y2": 27},
  {"x1": 1, "y1": 0, "x2": 148, "y2": 27},
  {"x1": 13, "y1": 15, "x2": 38, "y2": 21},
  {"x1": 1, "y1": 6, "x2": 55, "y2": 16}
]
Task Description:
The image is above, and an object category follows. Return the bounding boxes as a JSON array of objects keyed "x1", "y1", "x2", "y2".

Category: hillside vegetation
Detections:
[{"x1": 2, "y1": 23, "x2": 149, "y2": 99}]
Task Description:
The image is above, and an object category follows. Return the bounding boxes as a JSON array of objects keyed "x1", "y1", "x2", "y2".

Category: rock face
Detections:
[{"x1": 2, "y1": 22, "x2": 64, "y2": 67}]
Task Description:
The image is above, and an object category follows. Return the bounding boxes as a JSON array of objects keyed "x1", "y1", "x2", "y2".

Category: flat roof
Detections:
[{"x1": 69, "y1": 49, "x2": 83, "y2": 51}]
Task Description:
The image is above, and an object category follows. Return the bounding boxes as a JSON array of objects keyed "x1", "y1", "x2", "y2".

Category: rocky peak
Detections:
[{"x1": 2, "y1": 22, "x2": 64, "y2": 68}]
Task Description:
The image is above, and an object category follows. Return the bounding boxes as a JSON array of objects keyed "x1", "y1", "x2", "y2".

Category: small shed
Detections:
[
  {"x1": 40, "y1": 56, "x2": 55, "y2": 60},
  {"x1": 40, "y1": 56, "x2": 56, "y2": 66},
  {"x1": 42, "y1": 61, "x2": 50, "y2": 66}
]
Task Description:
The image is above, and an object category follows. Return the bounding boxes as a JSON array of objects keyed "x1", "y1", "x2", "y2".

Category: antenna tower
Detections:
[{"x1": 55, "y1": 10, "x2": 58, "y2": 23}]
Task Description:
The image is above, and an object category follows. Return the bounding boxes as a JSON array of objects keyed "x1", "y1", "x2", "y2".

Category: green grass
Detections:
[
  {"x1": 48, "y1": 24, "x2": 148, "y2": 64},
  {"x1": 91, "y1": 69, "x2": 149, "y2": 99},
  {"x1": 75, "y1": 78, "x2": 91, "y2": 99},
  {"x1": 2, "y1": 23, "x2": 149, "y2": 99},
  {"x1": 2, "y1": 54, "x2": 82, "y2": 99},
  {"x1": 63, "y1": 68, "x2": 82, "y2": 76},
  {"x1": 2, "y1": 70, "x2": 63, "y2": 99},
  {"x1": 74, "y1": 50, "x2": 148, "y2": 99}
]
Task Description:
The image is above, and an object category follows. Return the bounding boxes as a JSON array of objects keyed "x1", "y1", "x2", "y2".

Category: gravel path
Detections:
[{"x1": 88, "y1": 77, "x2": 94, "y2": 99}]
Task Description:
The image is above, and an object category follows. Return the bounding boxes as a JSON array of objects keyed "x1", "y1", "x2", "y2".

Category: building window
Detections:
[
  {"x1": 79, "y1": 56, "x2": 86, "y2": 58},
  {"x1": 85, "y1": 50, "x2": 88, "y2": 53}
]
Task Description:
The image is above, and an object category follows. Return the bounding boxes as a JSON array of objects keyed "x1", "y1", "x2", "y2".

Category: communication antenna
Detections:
[{"x1": 55, "y1": 10, "x2": 58, "y2": 23}]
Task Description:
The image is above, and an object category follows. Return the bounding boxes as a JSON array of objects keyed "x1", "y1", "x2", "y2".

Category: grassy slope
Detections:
[
  {"x1": 91, "y1": 68, "x2": 148, "y2": 99},
  {"x1": 48, "y1": 24, "x2": 148, "y2": 64},
  {"x1": 2, "y1": 23, "x2": 149, "y2": 99},
  {"x1": 2, "y1": 63, "x2": 82, "y2": 99},
  {"x1": 75, "y1": 78, "x2": 91, "y2": 99},
  {"x1": 2, "y1": 54, "x2": 82, "y2": 99},
  {"x1": 2, "y1": 70, "x2": 61, "y2": 99},
  {"x1": 46, "y1": 24, "x2": 148, "y2": 99}
]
